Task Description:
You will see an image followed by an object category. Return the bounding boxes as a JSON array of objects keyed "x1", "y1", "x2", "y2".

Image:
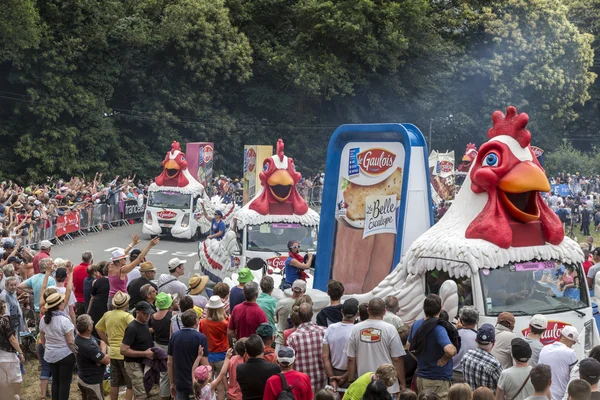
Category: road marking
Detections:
[{"x1": 103, "y1": 248, "x2": 197, "y2": 258}]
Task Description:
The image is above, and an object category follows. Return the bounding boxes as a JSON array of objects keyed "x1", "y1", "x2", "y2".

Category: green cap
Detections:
[
  {"x1": 238, "y1": 267, "x2": 254, "y2": 283},
  {"x1": 256, "y1": 322, "x2": 274, "y2": 338},
  {"x1": 155, "y1": 292, "x2": 173, "y2": 310}
]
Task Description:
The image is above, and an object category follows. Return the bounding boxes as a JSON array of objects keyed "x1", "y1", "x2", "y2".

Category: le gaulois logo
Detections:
[
  {"x1": 157, "y1": 210, "x2": 177, "y2": 219},
  {"x1": 247, "y1": 148, "x2": 257, "y2": 173},
  {"x1": 203, "y1": 145, "x2": 214, "y2": 163},
  {"x1": 357, "y1": 148, "x2": 396, "y2": 175},
  {"x1": 437, "y1": 160, "x2": 453, "y2": 174},
  {"x1": 521, "y1": 321, "x2": 571, "y2": 346},
  {"x1": 530, "y1": 146, "x2": 544, "y2": 158},
  {"x1": 266, "y1": 256, "x2": 288, "y2": 270}
]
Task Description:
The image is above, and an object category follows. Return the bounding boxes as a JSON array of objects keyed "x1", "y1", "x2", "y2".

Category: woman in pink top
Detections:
[{"x1": 107, "y1": 235, "x2": 159, "y2": 307}]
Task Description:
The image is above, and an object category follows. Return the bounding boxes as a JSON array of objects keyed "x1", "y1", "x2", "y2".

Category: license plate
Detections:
[{"x1": 159, "y1": 223, "x2": 171, "y2": 227}]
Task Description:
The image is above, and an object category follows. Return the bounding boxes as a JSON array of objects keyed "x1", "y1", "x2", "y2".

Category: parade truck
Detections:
[
  {"x1": 348, "y1": 107, "x2": 599, "y2": 360},
  {"x1": 198, "y1": 139, "x2": 319, "y2": 287},
  {"x1": 143, "y1": 141, "x2": 236, "y2": 240}
]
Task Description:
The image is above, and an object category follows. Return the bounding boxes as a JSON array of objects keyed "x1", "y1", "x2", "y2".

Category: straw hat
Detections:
[
  {"x1": 139, "y1": 262, "x2": 156, "y2": 273},
  {"x1": 112, "y1": 291, "x2": 130, "y2": 308},
  {"x1": 188, "y1": 275, "x2": 209, "y2": 295},
  {"x1": 206, "y1": 295, "x2": 225, "y2": 309},
  {"x1": 45, "y1": 293, "x2": 65, "y2": 309}
]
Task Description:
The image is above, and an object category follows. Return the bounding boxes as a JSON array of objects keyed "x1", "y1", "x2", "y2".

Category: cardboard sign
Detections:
[{"x1": 363, "y1": 195, "x2": 397, "y2": 238}]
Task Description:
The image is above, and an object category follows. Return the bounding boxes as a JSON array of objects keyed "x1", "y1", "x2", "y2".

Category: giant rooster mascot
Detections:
[
  {"x1": 198, "y1": 139, "x2": 319, "y2": 283},
  {"x1": 349, "y1": 106, "x2": 583, "y2": 323}
]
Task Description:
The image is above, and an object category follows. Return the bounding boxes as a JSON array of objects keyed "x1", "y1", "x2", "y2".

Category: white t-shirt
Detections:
[
  {"x1": 126, "y1": 267, "x2": 141, "y2": 287},
  {"x1": 322, "y1": 322, "x2": 354, "y2": 370},
  {"x1": 453, "y1": 328, "x2": 478, "y2": 372},
  {"x1": 538, "y1": 342, "x2": 577, "y2": 400},
  {"x1": 50, "y1": 285, "x2": 77, "y2": 308},
  {"x1": 347, "y1": 318, "x2": 405, "y2": 394},
  {"x1": 39, "y1": 313, "x2": 74, "y2": 363},
  {"x1": 498, "y1": 366, "x2": 534, "y2": 400}
]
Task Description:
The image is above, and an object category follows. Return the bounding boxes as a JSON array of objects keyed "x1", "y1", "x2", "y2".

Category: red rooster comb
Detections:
[
  {"x1": 276, "y1": 139, "x2": 285, "y2": 162},
  {"x1": 487, "y1": 106, "x2": 531, "y2": 148},
  {"x1": 466, "y1": 143, "x2": 477, "y2": 151},
  {"x1": 171, "y1": 141, "x2": 182, "y2": 152}
]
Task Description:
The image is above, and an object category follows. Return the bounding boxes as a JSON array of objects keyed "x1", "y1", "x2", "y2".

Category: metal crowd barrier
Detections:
[
  {"x1": 21, "y1": 200, "x2": 144, "y2": 249},
  {"x1": 305, "y1": 186, "x2": 323, "y2": 206}
]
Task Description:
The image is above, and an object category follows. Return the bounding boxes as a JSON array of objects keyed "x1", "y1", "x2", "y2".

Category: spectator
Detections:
[
  {"x1": 525, "y1": 364, "x2": 552, "y2": 400},
  {"x1": 448, "y1": 384, "x2": 472, "y2": 400},
  {"x1": 171, "y1": 295, "x2": 195, "y2": 335},
  {"x1": 358, "y1": 302, "x2": 369, "y2": 321},
  {"x1": 452, "y1": 306, "x2": 479, "y2": 383},
  {"x1": 364, "y1": 379, "x2": 393, "y2": 400},
  {"x1": 126, "y1": 248, "x2": 143, "y2": 286},
  {"x1": 127, "y1": 262, "x2": 158, "y2": 309},
  {"x1": 400, "y1": 390, "x2": 419, "y2": 400},
  {"x1": 32, "y1": 239, "x2": 52, "y2": 274},
  {"x1": 72, "y1": 250, "x2": 94, "y2": 316},
  {"x1": 314, "y1": 388, "x2": 337, "y2": 400},
  {"x1": 0, "y1": 299, "x2": 23, "y2": 400},
  {"x1": 491, "y1": 312, "x2": 517, "y2": 369},
  {"x1": 74, "y1": 314, "x2": 110, "y2": 399},
  {"x1": 83, "y1": 264, "x2": 99, "y2": 312},
  {"x1": 0, "y1": 276, "x2": 25, "y2": 338},
  {"x1": 398, "y1": 324, "x2": 418, "y2": 385},
  {"x1": 322, "y1": 297, "x2": 359, "y2": 390},
  {"x1": 50, "y1": 264, "x2": 77, "y2": 323},
  {"x1": 226, "y1": 338, "x2": 247, "y2": 400},
  {"x1": 212, "y1": 282, "x2": 230, "y2": 317},
  {"x1": 257, "y1": 275, "x2": 277, "y2": 330},
  {"x1": 236, "y1": 334, "x2": 281, "y2": 400},
  {"x1": 157, "y1": 257, "x2": 188, "y2": 299},
  {"x1": 496, "y1": 338, "x2": 534, "y2": 400},
  {"x1": 316, "y1": 279, "x2": 345, "y2": 327},
  {"x1": 567, "y1": 380, "x2": 592, "y2": 400},
  {"x1": 150, "y1": 292, "x2": 174, "y2": 400},
  {"x1": 228, "y1": 281, "x2": 267, "y2": 340},
  {"x1": 188, "y1": 274, "x2": 209, "y2": 309},
  {"x1": 587, "y1": 248, "x2": 600, "y2": 288},
  {"x1": 120, "y1": 301, "x2": 156, "y2": 400},
  {"x1": 95, "y1": 291, "x2": 135, "y2": 400},
  {"x1": 263, "y1": 346, "x2": 314, "y2": 400},
  {"x1": 407, "y1": 294, "x2": 455, "y2": 399},
  {"x1": 539, "y1": 326, "x2": 579, "y2": 400},
  {"x1": 383, "y1": 295, "x2": 404, "y2": 329},
  {"x1": 462, "y1": 323, "x2": 503, "y2": 391},
  {"x1": 168, "y1": 309, "x2": 209, "y2": 400},
  {"x1": 87, "y1": 261, "x2": 109, "y2": 335},
  {"x1": 275, "y1": 279, "x2": 306, "y2": 345},
  {"x1": 18, "y1": 257, "x2": 56, "y2": 320},
  {"x1": 473, "y1": 387, "x2": 496, "y2": 400},
  {"x1": 192, "y1": 348, "x2": 232, "y2": 400},
  {"x1": 199, "y1": 295, "x2": 230, "y2": 400},
  {"x1": 563, "y1": 358, "x2": 600, "y2": 400},
  {"x1": 345, "y1": 364, "x2": 398, "y2": 400},
  {"x1": 229, "y1": 267, "x2": 254, "y2": 313},
  {"x1": 523, "y1": 315, "x2": 547, "y2": 367},
  {"x1": 140, "y1": 283, "x2": 158, "y2": 312},
  {"x1": 39, "y1": 292, "x2": 76, "y2": 400},
  {"x1": 256, "y1": 322, "x2": 278, "y2": 363},
  {"x1": 285, "y1": 295, "x2": 313, "y2": 345}
]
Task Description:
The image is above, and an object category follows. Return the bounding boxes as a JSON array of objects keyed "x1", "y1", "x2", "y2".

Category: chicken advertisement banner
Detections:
[
  {"x1": 243, "y1": 145, "x2": 273, "y2": 204},
  {"x1": 429, "y1": 150, "x2": 455, "y2": 201},
  {"x1": 186, "y1": 142, "x2": 214, "y2": 188}
]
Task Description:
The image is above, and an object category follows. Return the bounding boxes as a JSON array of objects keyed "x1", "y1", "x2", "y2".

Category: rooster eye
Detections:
[
  {"x1": 180, "y1": 156, "x2": 185, "y2": 162},
  {"x1": 483, "y1": 153, "x2": 499, "y2": 167},
  {"x1": 263, "y1": 162, "x2": 270, "y2": 172}
]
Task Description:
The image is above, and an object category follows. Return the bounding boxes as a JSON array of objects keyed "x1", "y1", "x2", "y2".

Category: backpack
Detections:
[
  {"x1": 439, "y1": 319, "x2": 461, "y2": 353},
  {"x1": 277, "y1": 373, "x2": 295, "y2": 400}
]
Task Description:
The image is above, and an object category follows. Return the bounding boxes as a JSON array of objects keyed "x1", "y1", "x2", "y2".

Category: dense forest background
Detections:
[{"x1": 1, "y1": 0, "x2": 600, "y2": 181}]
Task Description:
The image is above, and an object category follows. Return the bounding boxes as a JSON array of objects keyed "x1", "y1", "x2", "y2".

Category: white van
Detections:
[{"x1": 143, "y1": 187, "x2": 203, "y2": 240}]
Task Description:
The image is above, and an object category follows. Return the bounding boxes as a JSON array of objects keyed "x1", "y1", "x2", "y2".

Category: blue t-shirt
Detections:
[
  {"x1": 408, "y1": 319, "x2": 453, "y2": 380},
  {"x1": 284, "y1": 257, "x2": 300, "y2": 284},
  {"x1": 168, "y1": 328, "x2": 209, "y2": 392},
  {"x1": 229, "y1": 286, "x2": 245, "y2": 313},
  {"x1": 24, "y1": 274, "x2": 56, "y2": 311},
  {"x1": 211, "y1": 218, "x2": 226, "y2": 240}
]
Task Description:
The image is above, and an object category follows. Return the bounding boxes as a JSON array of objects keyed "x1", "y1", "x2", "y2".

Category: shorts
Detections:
[
  {"x1": 417, "y1": 377, "x2": 451, "y2": 400},
  {"x1": 110, "y1": 359, "x2": 132, "y2": 389},
  {"x1": 124, "y1": 361, "x2": 147, "y2": 399},
  {"x1": 38, "y1": 343, "x2": 52, "y2": 380},
  {"x1": 0, "y1": 360, "x2": 23, "y2": 384},
  {"x1": 77, "y1": 376, "x2": 104, "y2": 400}
]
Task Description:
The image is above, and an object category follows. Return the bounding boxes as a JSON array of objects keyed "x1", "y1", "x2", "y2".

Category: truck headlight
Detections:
[
  {"x1": 181, "y1": 213, "x2": 190, "y2": 228},
  {"x1": 145, "y1": 211, "x2": 152, "y2": 225},
  {"x1": 585, "y1": 319, "x2": 593, "y2": 352}
]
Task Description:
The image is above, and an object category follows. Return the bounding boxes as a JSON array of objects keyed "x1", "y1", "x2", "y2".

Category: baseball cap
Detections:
[
  {"x1": 497, "y1": 312, "x2": 516, "y2": 329},
  {"x1": 342, "y1": 298, "x2": 359, "y2": 318},
  {"x1": 511, "y1": 338, "x2": 532, "y2": 362},
  {"x1": 529, "y1": 314, "x2": 548, "y2": 330},
  {"x1": 256, "y1": 323, "x2": 274, "y2": 338},
  {"x1": 292, "y1": 279, "x2": 307, "y2": 292},
  {"x1": 476, "y1": 323, "x2": 496, "y2": 345},
  {"x1": 130, "y1": 248, "x2": 142, "y2": 259},
  {"x1": 40, "y1": 240, "x2": 53, "y2": 250},
  {"x1": 592, "y1": 247, "x2": 600, "y2": 257},
  {"x1": 580, "y1": 358, "x2": 600, "y2": 381},
  {"x1": 194, "y1": 365, "x2": 212, "y2": 382},
  {"x1": 55, "y1": 268, "x2": 67, "y2": 280},
  {"x1": 277, "y1": 347, "x2": 296, "y2": 366},
  {"x1": 2, "y1": 240, "x2": 15, "y2": 249},
  {"x1": 6, "y1": 256, "x2": 22, "y2": 264},
  {"x1": 135, "y1": 301, "x2": 154, "y2": 314},
  {"x1": 168, "y1": 258, "x2": 187, "y2": 271},
  {"x1": 33, "y1": 200, "x2": 41, "y2": 206},
  {"x1": 214, "y1": 210, "x2": 223, "y2": 217},
  {"x1": 561, "y1": 326, "x2": 579, "y2": 343},
  {"x1": 237, "y1": 267, "x2": 254, "y2": 283}
]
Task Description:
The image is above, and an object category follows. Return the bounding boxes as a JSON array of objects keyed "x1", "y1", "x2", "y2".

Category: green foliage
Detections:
[{"x1": 544, "y1": 142, "x2": 596, "y2": 176}]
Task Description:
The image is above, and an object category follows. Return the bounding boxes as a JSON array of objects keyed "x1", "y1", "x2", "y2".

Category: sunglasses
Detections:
[{"x1": 291, "y1": 245, "x2": 301, "y2": 249}]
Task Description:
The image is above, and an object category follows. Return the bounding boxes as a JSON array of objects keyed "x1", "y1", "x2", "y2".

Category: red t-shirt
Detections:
[
  {"x1": 228, "y1": 302, "x2": 267, "y2": 339},
  {"x1": 72, "y1": 262, "x2": 90, "y2": 303},
  {"x1": 584, "y1": 260, "x2": 594, "y2": 276},
  {"x1": 32, "y1": 249, "x2": 51, "y2": 275},
  {"x1": 263, "y1": 369, "x2": 314, "y2": 400},
  {"x1": 199, "y1": 318, "x2": 230, "y2": 353}
]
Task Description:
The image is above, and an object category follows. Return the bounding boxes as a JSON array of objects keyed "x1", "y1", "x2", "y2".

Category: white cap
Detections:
[
  {"x1": 529, "y1": 314, "x2": 548, "y2": 330},
  {"x1": 111, "y1": 248, "x2": 127, "y2": 261},
  {"x1": 292, "y1": 279, "x2": 307, "y2": 292},
  {"x1": 561, "y1": 326, "x2": 579, "y2": 343},
  {"x1": 33, "y1": 200, "x2": 42, "y2": 206},
  {"x1": 40, "y1": 240, "x2": 53, "y2": 250},
  {"x1": 168, "y1": 258, "x2": 187, "y2": 271}
]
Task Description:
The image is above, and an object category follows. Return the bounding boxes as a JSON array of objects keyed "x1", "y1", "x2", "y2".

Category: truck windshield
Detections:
[
  {"x1": 147, "y1": 191, "x2": 191, "y2": 209},
  {"x1": 246, "y1": 223, "x2": 317, "y2": 253},
  {"x1": 480, "y1": 260, "x2": 588, "y2": 316}
]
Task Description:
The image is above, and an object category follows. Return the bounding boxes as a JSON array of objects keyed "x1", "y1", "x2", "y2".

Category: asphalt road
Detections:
[{"x1": 49, "y1": 223, "x2": 201, "y2": 284}]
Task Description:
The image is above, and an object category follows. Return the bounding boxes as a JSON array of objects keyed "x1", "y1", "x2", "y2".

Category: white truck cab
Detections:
[{"x1": 143, "y1": 188, "x2": 203, "y2": 240}]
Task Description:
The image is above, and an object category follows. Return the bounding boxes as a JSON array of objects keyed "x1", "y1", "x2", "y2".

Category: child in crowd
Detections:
[
  {"x1": 192, "y1": 348, "x2": 232, "y2": 400},
  {"x1": 225, "y1": 338, "x2": 247, "y2": 400}
]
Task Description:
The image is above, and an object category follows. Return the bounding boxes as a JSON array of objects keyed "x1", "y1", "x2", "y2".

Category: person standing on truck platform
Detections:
[
  {"x1": 207, "y1": 210, "x2": 226, "y2": 241},
  {"x1": 280, "y1": 240, "x2": 312, "y2": 291}
]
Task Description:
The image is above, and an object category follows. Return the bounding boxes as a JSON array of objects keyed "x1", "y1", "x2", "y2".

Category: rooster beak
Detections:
[
  {"x1": 164, "y1": 160, "x2": 180, "y2": 179},
  {"x1": 498, "y1": 161, "x2": 550, "y2": 193},
  {"x1": 462, "y1": 155, "x2": 472, "y2": 162},
  {"x1": 267, "y1": 170, "x2": 294, "y2": 202}
]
